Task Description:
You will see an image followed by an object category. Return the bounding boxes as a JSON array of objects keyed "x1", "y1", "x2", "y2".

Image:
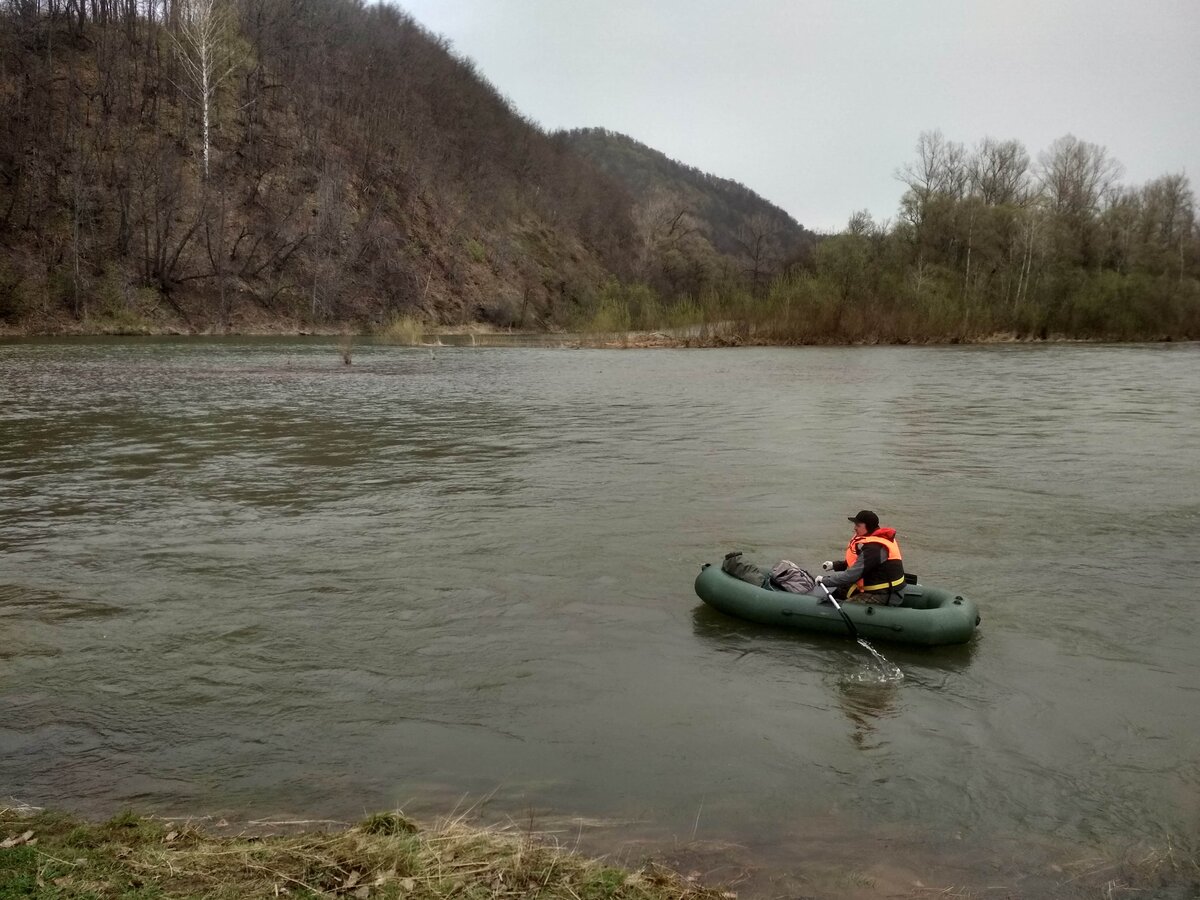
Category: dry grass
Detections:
[
  {"x1": 5, "y1": 805, "x2": 1198, "y2": 899},
  {"x1": 377, "y1": 315, "x2": 424, "y2": 346},
  {"x1": 0, "y1": 806, "x2": 735, "y2": 900}
]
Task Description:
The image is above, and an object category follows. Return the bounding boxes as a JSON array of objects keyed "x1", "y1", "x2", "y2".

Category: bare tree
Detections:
[
  {"x1": 1037, "y1": 134, "x2": 1123, "y2": 219},
  {"x1": 1100, "y1": 186, "x2": 1141, "y2": 274},
  {"x1": 632, "y1": 193, "x2": 697, "y2": 277},
  {"x1": 846, "y1": 209, "x2": 875, "y2": 236},
  {"x1": 970, "y1": 137, "x2": 1031, "y2": 206},
  {"x1": 1035, "y1": 135, "x2": 1124, "y2": 266},
  {"x1": 169, "y1": 0, "x2": 239, "y2": 179},
  {"x1": 734, "y1": 212, "x2": 783, "y2": 296},
  {"x1": 897, "y1": 130, "x2": 969, "y2": 227},
  {"x1": 1139, "y1": 173, "x2": 1195, "y2": 281}
]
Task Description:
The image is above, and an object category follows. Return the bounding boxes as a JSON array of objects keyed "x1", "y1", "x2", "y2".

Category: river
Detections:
[{"x1": 1, "y1": 338, "x2": 1197, "y2": 897}]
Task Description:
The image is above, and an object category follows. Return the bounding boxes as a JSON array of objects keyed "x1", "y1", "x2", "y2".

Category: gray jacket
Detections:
[{"x1": 821, "y1": 540, "x2": 897, "y2": 593}]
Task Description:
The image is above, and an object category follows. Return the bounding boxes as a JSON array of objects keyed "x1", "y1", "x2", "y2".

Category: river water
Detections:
[{"x1": 1, "y1": 338, "x2": 1197, "y2": 897}]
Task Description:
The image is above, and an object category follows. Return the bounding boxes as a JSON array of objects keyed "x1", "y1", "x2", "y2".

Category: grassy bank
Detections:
[
  {"x1": 4, "y1": 806, "x2": 1199, "y2": 900},
  {"x1": 0, "y1": 807, "x2": 730, "y2": 900},
  {"x1": 568, "y1": 274, "x2": 1200, "y2": 346},
  {"x1": 4, "y1": 266, "x2": 1197, "y2": 345},
  {"x1": 5, "y1": 256, "x2": 1199, "y2": 345}
]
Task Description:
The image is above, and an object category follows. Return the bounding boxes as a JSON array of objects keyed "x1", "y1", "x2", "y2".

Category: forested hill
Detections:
[
  {"x1": 561, "y1": 128, "x2": 816, "y2": 296},
  {"x1": 0, "y1": 1, "x2": 653, "y2": 332},
  {"x1": 0, "y1": 0, "x2": 826, "y2": 334}
]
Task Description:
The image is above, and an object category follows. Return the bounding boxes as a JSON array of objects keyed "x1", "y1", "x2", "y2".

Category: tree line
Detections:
[
  {"x1": 789, "y1": 130, "x2": 1198, "y2": 341},
  {"x1": 589, "y1": 130, "x2": 1198, "y2": 343}
]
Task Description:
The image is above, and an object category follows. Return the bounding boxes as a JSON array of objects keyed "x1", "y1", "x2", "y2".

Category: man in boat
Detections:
[{"x1": 815, "y1": 510, "x2": 906, "y2": 605}]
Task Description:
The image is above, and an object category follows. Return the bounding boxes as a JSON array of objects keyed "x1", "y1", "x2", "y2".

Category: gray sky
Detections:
[{"x1": 398, "y1": 0, "x2": 1199, "y2": 232}]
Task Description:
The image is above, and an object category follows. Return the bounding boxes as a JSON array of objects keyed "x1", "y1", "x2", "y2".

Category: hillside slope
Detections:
[
  {"x1": 0, "y1": 1, "x2": 644, "y2": 332},
  {"x1": 561, "y1": 127, "x2": 815, "y2": 296}
]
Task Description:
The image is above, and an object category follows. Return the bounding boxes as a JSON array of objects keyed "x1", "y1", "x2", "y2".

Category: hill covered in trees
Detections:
[
  {"x1": 0, "y1": 0, "x2": 647, "y2": 332},
  {"x1": 560, "y1": 128, "x2": 816, "y2": 298},
  {"x1": 0, "y1": 0, "x2": 820, "y2": 335}
]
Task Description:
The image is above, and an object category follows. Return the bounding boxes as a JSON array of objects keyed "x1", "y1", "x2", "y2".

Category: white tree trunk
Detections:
[
  {"x1": 201, "y1": 45, "x2": 210, "y2": 178},
  {"x1": 170, "y1": 0, "x2": 237, "y2": 180}
]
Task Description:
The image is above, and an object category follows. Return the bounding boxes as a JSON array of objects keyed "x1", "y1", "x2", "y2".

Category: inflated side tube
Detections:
[{"x1": 694, "y1": 563, "x2": 980, "y2": 647}]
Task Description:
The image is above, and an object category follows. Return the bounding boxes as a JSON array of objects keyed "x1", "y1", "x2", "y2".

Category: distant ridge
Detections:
[{"x1": 560, "y1": 127, "x2": 815, "y2": 293}]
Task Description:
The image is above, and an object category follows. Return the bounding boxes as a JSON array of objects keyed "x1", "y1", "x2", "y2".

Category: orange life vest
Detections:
[{"x1": 843, "y1": 531, "x2": 905, "y2": 596}]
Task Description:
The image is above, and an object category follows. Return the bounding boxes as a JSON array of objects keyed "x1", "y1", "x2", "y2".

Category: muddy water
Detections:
[{"x1": 1, "y1": 338, "x2": 1197, "y2": 896}]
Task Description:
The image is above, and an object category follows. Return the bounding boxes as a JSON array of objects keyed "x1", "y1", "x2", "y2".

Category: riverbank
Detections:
[
  {"x1": 3, "y1": 805, "x2": 1196, "y2": 900},
  {"x1": 567, "y1": 328, "x2": 1190, "y2": 348},
  {"x1": 1, "y1": 319, "x2": 1188, "y2": 348},
  {"x1": 0, "y1": 806, "x2": 731, "y2": 900},
  {"x1": 0, "y1": 287, "x2": 1192, "y2": 345}
]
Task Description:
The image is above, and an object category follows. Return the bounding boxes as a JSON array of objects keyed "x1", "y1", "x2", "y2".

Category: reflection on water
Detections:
[
  {"x1": 836, "y1": 677, "x2": 902, "y2": 752},
  {"x1": 839, "y1": 630, "x2": 904, "y2": 753},
  {"x1": 1, "y1": 338, "x2": 1198, "y2": 897}
]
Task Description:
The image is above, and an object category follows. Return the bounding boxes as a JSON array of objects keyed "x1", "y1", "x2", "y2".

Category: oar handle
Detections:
[{"x1": 819, "y1": 580, "x2": 859, "y2": 640}]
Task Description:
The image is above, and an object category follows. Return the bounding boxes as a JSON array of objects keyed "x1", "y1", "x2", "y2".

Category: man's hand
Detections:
[{"x1": 821, "y1": 560, "x2": 834, "y2": 570}]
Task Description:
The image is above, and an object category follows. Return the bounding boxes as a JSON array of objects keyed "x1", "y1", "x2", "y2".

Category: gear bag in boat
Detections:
[
  {"x1": 768, "y1": 560, "x2": 817, "y2": 594},
  {"x1": 721, "y1": 551, "x2": 768, "y2": 587}
]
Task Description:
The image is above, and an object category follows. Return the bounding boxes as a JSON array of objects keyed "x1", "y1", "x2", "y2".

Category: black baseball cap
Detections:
[{"x1": 848, "y1": 510, "x2": 879, "y2": 531}]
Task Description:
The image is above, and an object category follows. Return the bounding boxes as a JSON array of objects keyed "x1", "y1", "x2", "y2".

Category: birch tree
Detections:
[{"x1": 170, "y1": 0, "x2": 239, "y2": 179}]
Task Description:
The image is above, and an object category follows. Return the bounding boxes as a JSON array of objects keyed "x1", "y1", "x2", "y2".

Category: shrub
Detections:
[
  {"x1": 378, "y1": 313, "x2": 423, "y2": 345},
  {"x1": 464, "y1": 238, "x2": 488, "y2": 264}
]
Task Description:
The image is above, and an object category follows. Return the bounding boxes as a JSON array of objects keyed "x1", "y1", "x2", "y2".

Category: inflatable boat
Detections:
[{"x1": 694, "y1": 563, "x2": 980, "y2": 646}]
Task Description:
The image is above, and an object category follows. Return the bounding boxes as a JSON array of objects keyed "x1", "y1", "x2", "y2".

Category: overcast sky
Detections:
[{"x1": 397, "y1": 1, "x2": 1199, "y2": 232}]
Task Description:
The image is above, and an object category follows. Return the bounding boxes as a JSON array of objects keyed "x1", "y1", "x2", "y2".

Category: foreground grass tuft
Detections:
[{"x1": 0, "y1": 807, "x2": 732, "y2": 900}]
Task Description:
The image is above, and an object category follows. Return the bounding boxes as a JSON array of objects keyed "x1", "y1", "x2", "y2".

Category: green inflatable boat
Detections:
[{"x1": 694, "y1": 563, "x2": 981, "y2": 646}]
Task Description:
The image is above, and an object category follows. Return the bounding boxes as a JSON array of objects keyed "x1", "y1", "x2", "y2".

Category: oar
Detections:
[
  {"x1": 817, "y1": 580, "x2": 859, "y2": 640},
  {"x1": 818, "y1": 580, "x2": 902, "y2": 679}
]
